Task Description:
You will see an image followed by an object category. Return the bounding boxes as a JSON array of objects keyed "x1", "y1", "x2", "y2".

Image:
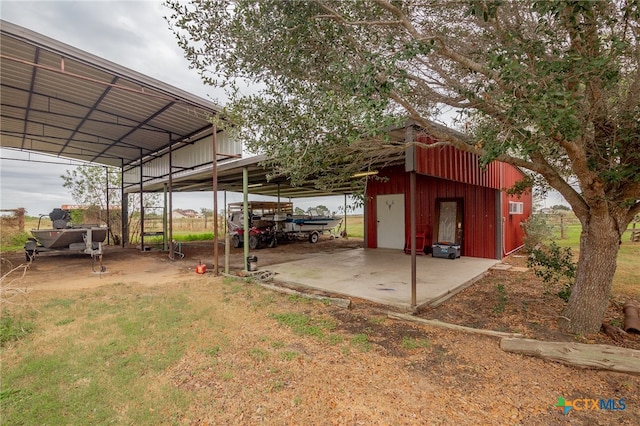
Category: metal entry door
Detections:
[
  {"x1": 376, "y1": 194, "x2": 405, "y2": 249},
  {"x1": 435, "y1": 198, "x2": 464, "y2": 246}
]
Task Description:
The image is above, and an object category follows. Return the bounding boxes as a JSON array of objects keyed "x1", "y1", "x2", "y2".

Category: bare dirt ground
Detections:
[{"x1": 2, "y1": 237, "x2": 639, "y2": 424}]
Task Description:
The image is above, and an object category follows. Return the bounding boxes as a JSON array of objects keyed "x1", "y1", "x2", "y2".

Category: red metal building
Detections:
[{"x1": 365, "y1": 132, "x2": 532, "y2": 259}]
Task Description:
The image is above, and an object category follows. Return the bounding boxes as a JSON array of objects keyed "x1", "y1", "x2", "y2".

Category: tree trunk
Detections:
[{"x1": 560, "y1": 211, "x2": 621, "y2": 334}]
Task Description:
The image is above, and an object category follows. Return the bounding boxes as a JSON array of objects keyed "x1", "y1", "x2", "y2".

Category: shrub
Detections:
[
  {"x1": 527, "y1": 242, "x2": 576, "y2": 302},
  {"x1": 522, "y1": 213, "x2": 554, "y2": 253},
  {"x1": 0, "y1": 231, "x2": 31, "y2": 250}
]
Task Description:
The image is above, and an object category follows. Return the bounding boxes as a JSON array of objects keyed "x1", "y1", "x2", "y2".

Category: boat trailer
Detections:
[{"x1": 24, "y1": 208, "x2": 108, "y2": 272}]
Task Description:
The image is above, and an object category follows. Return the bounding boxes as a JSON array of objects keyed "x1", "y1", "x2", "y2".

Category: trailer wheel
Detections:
[
  {"x1": 232, "y1": 234, "x2": 241, "y2": 248},
  {"x1": 25, "y1": 250, "x2": 35, "y2": 262},
  {"x1": 308, "y1": 232, "x2": 319, "y2": 244},
  {"x1": 249, "y1": 235, "x2": 260, "y2": 250}
]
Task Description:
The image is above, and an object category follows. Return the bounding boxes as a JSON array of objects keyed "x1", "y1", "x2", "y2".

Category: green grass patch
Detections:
[
  {"x1": 0, "y1": 315, "x2": 35, "y2": 346},
  {"x1": 547, "y1": 216, "x2": 639, "y2": 298},
  {"x1": 249, "y1": 348, "x2": 270, "y2": 362},
  {"x1": 269, "y1": 312, "x2": 335, "y2": 340},
  {"x1": 271, "y1": 340, "x2": 285, "y2": 349},
  {"x1": 492, "y1": 284, "x2": 508, "y2": 315},
  {"x1": 203, "y1": 345, "x2": 221, "y2": 357},
  {"x1": 350, "y1": 333, "x2": 371, "y2": 352},
  {"x1": 173, "y1": 232, "x2": 215, "y2": 241},
  {"x1": 368, "y1": 316, "x2": 386, "y2": 325},
  {"x1": 0, "y1": 289, "x2": 206, "y2": 424},
  {"x1": 44, "y1": 298, "x2": 75, "y2": 308},
  {"x1": 279, "y1": 350, "x2": 300, "y2": 361},
  {"x1": 343, "y1": 215, "x2": 364, "y2": 238},
  {"x1": 287, "y1": 294, "x2": 313, "y2": 303},
  {"x1": 400, "y1": 336, "x2": 432, "y2": 350},
  {"x1": 327, "y1": 334, "x2": 344, "y2": 345},
  {"x1": 54, "y1": 318, "x2": 75, "y2": 326},
  {"x1": 611, "y1": 241, "x2": 640, "y2": 297}
]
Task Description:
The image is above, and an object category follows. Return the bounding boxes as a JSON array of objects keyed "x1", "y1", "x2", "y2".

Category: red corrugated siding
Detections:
[
  {"x1": 366, "y1": 166, "x2": 498, "y2": 259},
  {"x1": 500, "y1": 163, "x2": 532, "y2": 255},
  {"x1": 366, "y1": 158, "x2": 532, "y2": 259},
  {"x1": 414, "y1": 134, "x2": 503, "y2": 189}
]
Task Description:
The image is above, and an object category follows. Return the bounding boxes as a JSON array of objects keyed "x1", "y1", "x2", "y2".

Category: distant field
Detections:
[
  {"x1": 1, "y1": 215, "x2": 366, "y2": 251},
  {"x1": 542, "y1": 213, "x2": 639, "y2": 297}
]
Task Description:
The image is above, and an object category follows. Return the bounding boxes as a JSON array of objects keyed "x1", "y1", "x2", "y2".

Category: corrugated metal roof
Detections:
[
  {"x1": 0, "y1": 20, "x2": 231, "y2": 168},
  {"x1": 2, "y1": 20, "x2": 498, "y2": 200}
]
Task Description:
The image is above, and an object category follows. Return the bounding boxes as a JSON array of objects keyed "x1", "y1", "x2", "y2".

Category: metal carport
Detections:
[
  {"x1": 0, "y1": 20, "x2": 241, "y2": 256},
  {"x1": 0, "y1": 20, "x2": 375, "y2": 274}
]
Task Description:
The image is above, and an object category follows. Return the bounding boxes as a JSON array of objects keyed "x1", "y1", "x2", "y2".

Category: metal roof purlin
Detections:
[
  {"x1": 58, "y1": 75, "x2": 119, "y2": 157},
  {"x1": 21, "y1": 47, "x2": 39, "y2": 150},
  {"x1": 89, "y1": 101, "x2": 176, "y2": 164}
]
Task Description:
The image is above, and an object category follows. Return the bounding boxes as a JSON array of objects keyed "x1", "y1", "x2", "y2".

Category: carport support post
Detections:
[
  {"x1": 163, "y1": 184, "x2": 168, "y2": 252},
  {"x1": 410, "y1": 170, "x2": 417, "y2": 308},
  {"x1": 213, "y1": 123, "x2": 219, "y2": 275},
  {"x1": 243, "y1": 167, "x2": 249, "y2": 271},
  {"x1": 168, "y1": 136, "x2": 174, "y2": 258},
  {"x1": 139, "y1": 148, "x2": 144, "y2": 251},
  {"x1": 121, "y1": 159, "x2": 128, "y2": 247},
  {"x1": 105, "y1": 167, "x2": 110, "y2": 245},
  {"x1": 224, "y1": 191, "x2": 229, "y2": 274},
  {"x1": 344, "y1": 194, "x2": 348, "y2": 239}
]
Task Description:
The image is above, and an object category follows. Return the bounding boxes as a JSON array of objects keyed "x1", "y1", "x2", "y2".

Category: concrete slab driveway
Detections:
[{"x1": 267, "y1": 248, "x2": 499, "y2": 311}]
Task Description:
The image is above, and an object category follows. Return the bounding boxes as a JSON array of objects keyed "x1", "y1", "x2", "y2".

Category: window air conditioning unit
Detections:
[{"x1": 509, "y1": 201, "x2": 524, "y2": 215}]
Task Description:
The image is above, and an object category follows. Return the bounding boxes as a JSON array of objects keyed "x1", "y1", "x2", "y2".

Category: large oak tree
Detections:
[{"x1": 166, "y1": 0, "x2": 640, "y2": 333}]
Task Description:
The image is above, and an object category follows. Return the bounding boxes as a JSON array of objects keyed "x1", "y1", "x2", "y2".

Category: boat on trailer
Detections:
[
  {"x1": 227, "y1": 203, "x2": 342, "y2": 247},
  {"x1": 30, "y1": 227, "x2": 108, "y2": 250},
  {"x1": 25, "y1": 208, "x2": 108, "y2": 270},
  {"x1": 283, "y1": 209, "x2": 343, "y2": 243}
]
